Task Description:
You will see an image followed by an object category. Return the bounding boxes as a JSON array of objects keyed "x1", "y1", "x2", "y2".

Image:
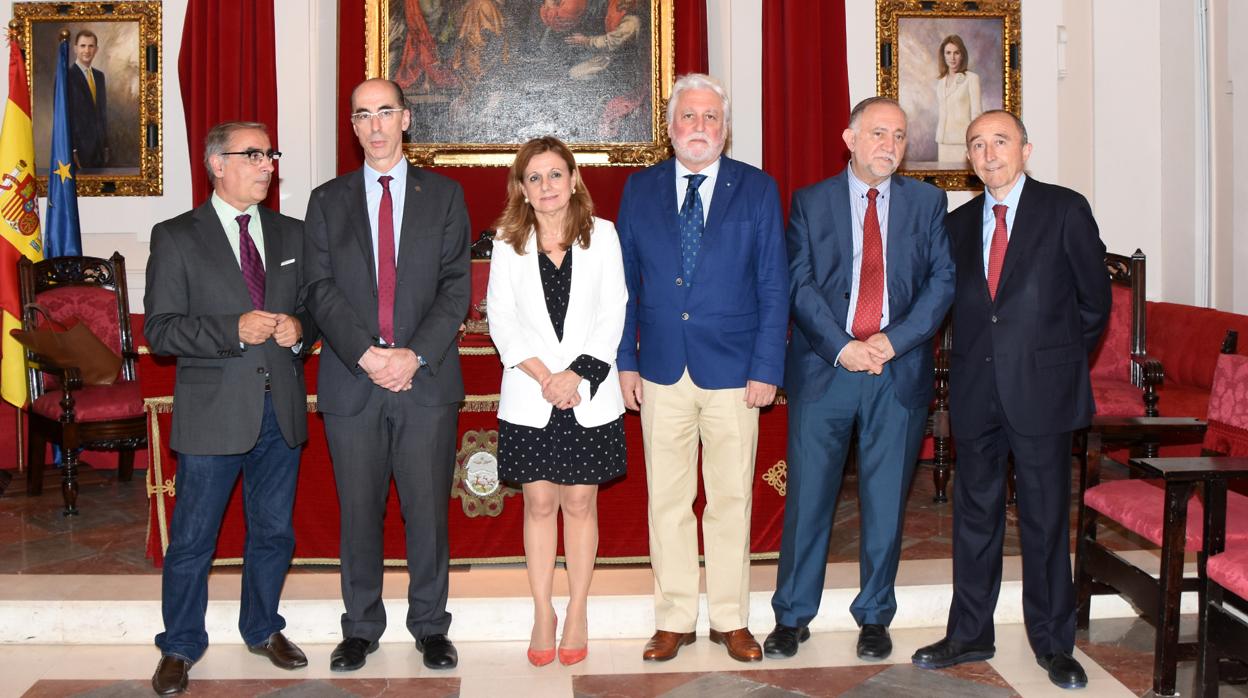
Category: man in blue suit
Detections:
[
  {"x1": 765, "y1": 97, "x2": 954, "y2": 661},
  {"x1": 616, "y1": 73, "x2": 789, "y2": 663}
]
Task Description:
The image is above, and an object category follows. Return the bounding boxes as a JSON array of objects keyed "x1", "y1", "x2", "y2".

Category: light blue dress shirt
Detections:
[
  {"x1": 981, "y1": 174, "x2": 1026, "y2": 277},
  {"x1": 363, "y1": 158, "x2": 408, "y2": 276}
]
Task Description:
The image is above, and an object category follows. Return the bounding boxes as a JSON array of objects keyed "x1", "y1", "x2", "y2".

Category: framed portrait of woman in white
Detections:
[{"x1": 876, "y1": 0, "x2": 1020, "y2": 190}]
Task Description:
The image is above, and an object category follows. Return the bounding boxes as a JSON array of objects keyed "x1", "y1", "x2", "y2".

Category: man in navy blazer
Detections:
[
  {"x1": 616, "y1": 73, "x2": 788, "y2": 663},
  {"x1": 912, "y1": 111, "x2": 1110, "y2": 690},
  {"x1": 765, "y1": 97, "x2": 954, "y2": 662},
  {"x1": 67, "y1": 30, "x2": 109, "y2": 168}
]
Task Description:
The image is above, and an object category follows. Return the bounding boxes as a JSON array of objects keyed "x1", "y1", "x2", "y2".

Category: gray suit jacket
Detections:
[
  {"x1": 303, "y1": 165, "x2": 470, "y2": 416},
  {"x1": 144, "y1": 202, "x2": 314, "y2": 455}
]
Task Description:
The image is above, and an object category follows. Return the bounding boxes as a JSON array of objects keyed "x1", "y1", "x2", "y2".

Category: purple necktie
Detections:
[
  {"x1": 377, "y1": 175, "x2": 396, "y2": 344},
  {"x1": 236, "y1": 213, "x2": 265, "y2": 310}
]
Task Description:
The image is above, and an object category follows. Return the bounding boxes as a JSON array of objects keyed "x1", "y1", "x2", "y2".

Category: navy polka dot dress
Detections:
[{"x1": 498, "y1": 247, "x2": 627, "y2": 486}]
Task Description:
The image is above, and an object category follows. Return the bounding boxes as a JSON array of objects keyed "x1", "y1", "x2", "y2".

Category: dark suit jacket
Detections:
[
  {"x1": 786, "y1": 170, "x2": 955, "y2": 409},
  {"x1": 303, "y1": 165, "x2": 471, "y2": 416},
  {"x1": 947, "y1": 177, "x2": 1111, "y2": 437},
  {"x1": 615, "y1": 156, "x2": 789, "y2": 389},
  {"x1": 67, "y1": 64, "x2": 107, "y2": 167},
  {"x1": 144, "y1": 202, "x2": 314, "y2": 455}
]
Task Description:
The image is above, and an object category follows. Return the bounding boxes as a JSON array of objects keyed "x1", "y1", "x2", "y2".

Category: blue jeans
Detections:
[{"x1": 156, "y1": 394, "x2": 301, "y2": 662}]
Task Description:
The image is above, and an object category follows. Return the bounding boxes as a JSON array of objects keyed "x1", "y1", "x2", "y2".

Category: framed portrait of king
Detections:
[
  {"x1": 877, "y1": 0, "x2": 1021, "y2": 190},
  {"x1": 365, "y1": 0, "x2": 675, "y2": 166},
  {"x1": 13, "y1": 1, "x2": 163, "y2": 197}
]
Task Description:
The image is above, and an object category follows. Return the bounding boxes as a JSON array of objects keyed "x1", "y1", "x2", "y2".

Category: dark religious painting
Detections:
[
  {"x1": 877, "y1": 0, "x2": 1020, "y2": 191},
  {"x1": 367, "y1": 0, "x2": 674, "y2": 166},
  {"x1": 14, "y1": 1, "x2": 163, "y2": 196}
]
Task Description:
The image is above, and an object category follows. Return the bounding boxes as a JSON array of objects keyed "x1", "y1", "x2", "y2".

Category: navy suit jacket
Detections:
[
  {"x1": 785, "y1": 170, "x2": 955, "y2": 409},
  {"x1": 615, "y1": 156, "x2": 788, "y2": 389},
  {"x1": 67, "y1": 65, "x2": 107, "y2": 167},
  {"x1": 947, "y1": 177, "x2": 1111, "y2": 437}
]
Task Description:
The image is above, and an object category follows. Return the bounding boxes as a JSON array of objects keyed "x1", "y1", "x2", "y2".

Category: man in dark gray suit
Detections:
[
  {"x1": 145, "y1": 121, "x2": 314, "y2": 696},
  {"x1": 303, "y1": 78, "x2": 471, "y2": 671}
]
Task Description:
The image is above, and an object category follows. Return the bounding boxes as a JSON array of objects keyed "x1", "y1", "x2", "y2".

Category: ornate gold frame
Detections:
[
  {"x1": 876, "y1": 0, "x2": 1021, "y2": 191},
  {"x1": 365, "y1": 0, "x2": 674, "y2": 167},
  {"x1": 12, "y1": 1, "x2": 162, "y2": 197}
]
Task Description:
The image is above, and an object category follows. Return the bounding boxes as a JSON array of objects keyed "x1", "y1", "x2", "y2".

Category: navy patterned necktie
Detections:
[
  {"x1": 679, "y1": 173, "x2": 707, "y2": 284},
  {"x1": 236, "y1": 214, "x2": 265, "y2": 310}
]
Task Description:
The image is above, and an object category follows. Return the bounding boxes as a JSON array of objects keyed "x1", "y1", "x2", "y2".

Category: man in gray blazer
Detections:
[
  {"x1": 144, "y1": 121, "x2": 314, "y2": 696},
  {"x1": 303, "y1": 78, "x2": 471, "y2": 671}
]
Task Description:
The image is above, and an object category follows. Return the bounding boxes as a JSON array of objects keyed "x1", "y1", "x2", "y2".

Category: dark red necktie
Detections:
[
  {"x1": 236, "y1": 214, "x2": 265, "y2": 310},
  {"x1": 377, "y1": 175, "x2": 396, "y2": 344},
  {"x1": 851, "y1": 188, "x2": 883, "y2": 341},
  {"x1": 987, "y1": 204, "x2": 1009, "y2": 300}
]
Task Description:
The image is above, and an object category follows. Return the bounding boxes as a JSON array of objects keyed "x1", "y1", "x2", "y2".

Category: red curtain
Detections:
[
  {"x1": 179, "y1": 0, "x2": 281, "y2": 211},
  {"x1": 335, "y1": 0, "x2": 708, "y2": 229},
  {"x1": 762, "y1": 0, "x2": 850, "y2": 218}
]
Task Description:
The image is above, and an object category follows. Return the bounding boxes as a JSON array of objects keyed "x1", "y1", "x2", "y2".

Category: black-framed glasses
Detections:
[
  {"x1": 221, "y1": 149, "x2": 282, "y2": 165},
  {"x1": 350, "y1": 108, "x2": 405, "y2": 124}
]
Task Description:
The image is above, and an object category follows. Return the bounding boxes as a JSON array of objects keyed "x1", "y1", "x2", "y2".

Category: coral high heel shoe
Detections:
[
  {"x1": 527, "y1": 617, "x2": 557, "y2": 667},
  {"x1": 557, "y1": 645, "x2": 588, "y2": 666}
]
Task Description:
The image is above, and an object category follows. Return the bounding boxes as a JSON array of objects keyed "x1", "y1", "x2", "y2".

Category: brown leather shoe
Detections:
[
  {"x1": 248, "y1": 631, "x2": 309, "y2": 669},
  {"x1": 151, "y1": 655, "x2": 190, "y2": 695},
  {"x1": 642, "y1": 630, "x2": 696, "y2": 661},
  {"x1": 710, "y1": 627, "x2": 763, "y2": 662}
]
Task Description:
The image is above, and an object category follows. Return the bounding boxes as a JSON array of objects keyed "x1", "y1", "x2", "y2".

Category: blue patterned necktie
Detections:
[
  {"x1": 679, "y1": 173, "x2": 707, "y2": 284},
  {"x1": 236, "y1": 214, "x2": 265, "y2": 310}
]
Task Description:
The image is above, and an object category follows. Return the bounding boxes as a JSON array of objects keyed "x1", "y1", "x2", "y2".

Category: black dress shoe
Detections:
[
  {"x1": 416, "y1": 633, "x2": 458, "y2": 669},
  {"x1": 763, "y1": 624, "x2": 811, "y2": 659},
  {"x1": 151, "y1": 655, "x2": 191, "y2": 696},
  {"x1": 856, "y1": 624, "x2": 892, "y2": 660},
  {"x1": 330, "y1": 637, "x2": 379, "y2": 672},
  {"x1": 1037, "y1": 652, "x2": 1088, "y2": 689},
  {"x1": 248, "y1": 631, "x2": 308, "y2": 670},
  {"x1": 911, "y1": 637, "x2": 995, "y2": 669}
]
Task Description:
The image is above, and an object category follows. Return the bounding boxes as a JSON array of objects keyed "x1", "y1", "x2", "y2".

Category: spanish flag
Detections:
[{"x1": 0, "y1": 35, "x2": 44, "y2": 407}]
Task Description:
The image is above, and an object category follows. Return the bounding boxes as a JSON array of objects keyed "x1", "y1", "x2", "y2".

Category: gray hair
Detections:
[
  {"x1": 848, "y1": 97, "x2": 903, "y2": 130},
  {"x1": 667, "y1": 73, "x2": 731, "y2": 129},
  {"x1": 967, "y1": 109, "x2": 1029, "y2": 145},
  {"x1": 203, "y1": 121, "x2": 268, "y2": 183}
]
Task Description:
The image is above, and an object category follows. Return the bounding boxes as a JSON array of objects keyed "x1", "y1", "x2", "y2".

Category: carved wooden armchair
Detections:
[
  {"x1": 20, "y1": 253, "x2": 145, "y2": 515},
  {"x1": 1076, "y1": 331, "x2": 1248, "y2": 696}
]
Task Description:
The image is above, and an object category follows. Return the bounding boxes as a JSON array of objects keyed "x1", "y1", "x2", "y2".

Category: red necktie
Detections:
[
  {"x1": 852, "y1": 188, "x2": 883, "y2": 341},
  {"x1": 236, "y1": 214, "x2": 265, "y2": 310},
  {"x1": 987, "y1": 204, "x2": 1008, "y2": 300},
  {"x1": 377, "y1": 175, "x2": 396, "y2": 344}
]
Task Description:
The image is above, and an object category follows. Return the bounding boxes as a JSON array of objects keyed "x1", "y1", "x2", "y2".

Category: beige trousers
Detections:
[{"x1": 640, "y1": 370, "x2": 759, "y2": 632}]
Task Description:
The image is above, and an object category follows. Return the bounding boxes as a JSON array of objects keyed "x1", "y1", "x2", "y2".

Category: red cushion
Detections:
[
  {"x1": 1154, "y1": 383, "x2": 1210, "y2": 420},
  {"x1": 1208, "y1": 547, "x2": 1248, "y2": 599},
  {"x1": 1093, "y1": 379, "x2": 1145, "y2": 417},
  {"x1": 1084, "y1": 479, "x2": 1248, "y2": 551},
  {"x1": 1090, "y1": 284, "x2": 1133, "y2": 382},
  {"x1": 1147, "y1": 302, "x2": 1248, "y2": 390},
  {"x1": 31, "y1": 380, "x2": 143, "y2": 421}
]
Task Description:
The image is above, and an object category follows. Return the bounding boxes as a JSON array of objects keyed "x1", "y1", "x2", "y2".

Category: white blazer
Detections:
[{"x1": 487, "y1": 216, "x2": 628, "y2": 428}]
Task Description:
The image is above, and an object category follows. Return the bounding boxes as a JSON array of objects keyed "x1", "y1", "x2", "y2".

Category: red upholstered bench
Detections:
[
  {"x1": 1147, "y1": 302, "x2": 1248, "y2": 420},
  {"x1": 1207, "y1": 547, "x2": 1248, "y2": 600},
  {"x1": 1083, "y1": 478, "x2": 1248, "y2": 550}
]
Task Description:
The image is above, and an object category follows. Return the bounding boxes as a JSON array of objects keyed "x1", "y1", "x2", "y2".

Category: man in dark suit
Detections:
[
  {"x1": 67, "y1": 29, "x2": 108, "y2": 168},
  {"x1": 911, "y1": 110, "x2": 1110, "y2": 690},
  {"x1": 765, "y1": 97, "x2": 954, "y2": 661},
  {"x1": 616, "y1": 73, "x2": 789, "y2": 663},
  {"x1": 145, "y1": 121, "x2": 313, "y2": 695},
  {"x1": 303, "y1": 78, "x2": 470, "y2": 672}
]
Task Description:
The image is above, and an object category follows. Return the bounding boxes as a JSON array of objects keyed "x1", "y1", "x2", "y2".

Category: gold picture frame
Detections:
[
  {"x1": 12, "y1": 1, "x2": 162, "y2": 197},
  {"x1": 876, "y1": 0, "x2": 1021, "y2": 190},
  {"x1": 365, "y1": 0, "x2": 674, "y2": 167}
]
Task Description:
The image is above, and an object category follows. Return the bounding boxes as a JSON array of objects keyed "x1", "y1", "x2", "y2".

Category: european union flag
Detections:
[{"x1": 46, "y1": 35, "x2": 81, "y2": 258}]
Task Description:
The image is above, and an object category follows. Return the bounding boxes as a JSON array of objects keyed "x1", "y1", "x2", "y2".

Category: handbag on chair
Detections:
[{"x1": 10, "y1": 302, "x2": 122, "y2": 386}]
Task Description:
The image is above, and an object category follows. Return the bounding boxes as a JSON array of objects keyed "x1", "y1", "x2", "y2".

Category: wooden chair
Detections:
[
  {"x1": 20, "y1": 253, "x2": 146, "y2": 516},
  {"x1": 1198, "y1": 480, "x2": 1248, "y2": 697},
  {"x1": 1075, "y1": 331, "x2": 1248, "y2": 696}
]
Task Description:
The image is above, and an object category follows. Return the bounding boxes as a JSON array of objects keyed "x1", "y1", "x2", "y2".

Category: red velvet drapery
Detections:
[
  {"x1": 762, "y1": 0, "x2": 850, "y2": 218},
  {"x1": 335, "y1": 0, "x2": 709, "y2": 229},
  {"x1": 179, "y1": 0, "x2": 281, "y2": 211}
]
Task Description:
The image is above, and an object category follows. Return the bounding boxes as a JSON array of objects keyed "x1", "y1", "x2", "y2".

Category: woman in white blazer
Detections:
[
  {"x1": 934, "y1": 34, "x2": 983, "y2": 163},
  {"x1": 487, "y1": 137, "x2": 628, "y2": 668}
]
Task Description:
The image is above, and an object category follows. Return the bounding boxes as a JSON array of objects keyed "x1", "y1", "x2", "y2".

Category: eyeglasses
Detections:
[
  {"x1": 350, "y1": 108, "x2": 405, "y2": 124},
  {"x1": 221, "y1": 149, "x2": 282, "y2": 165}
]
